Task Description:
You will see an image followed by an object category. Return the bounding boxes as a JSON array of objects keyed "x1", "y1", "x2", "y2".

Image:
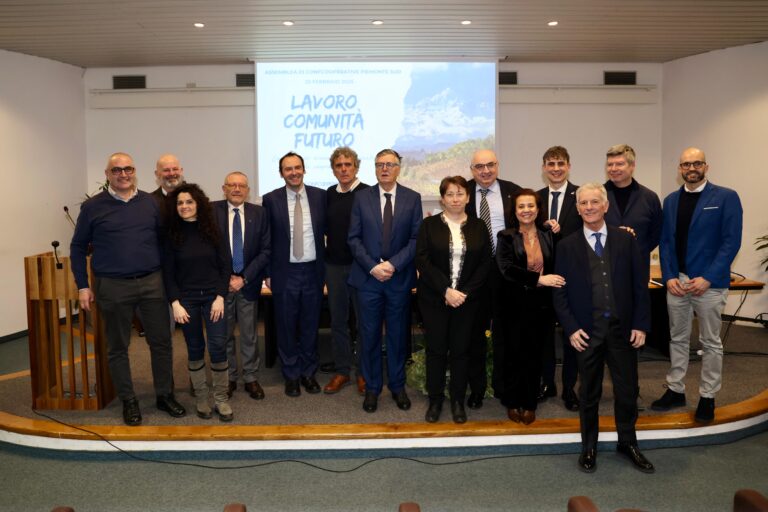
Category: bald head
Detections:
[
  {"x1": 470, "y1": 149, "x2": 499, "y2": 189},
  {"x1": 678, "y1": 147, "x2": 709, "y2": 189},
  {"x1": 155, "y1": 153, "x2": 184, "y2": 193}
]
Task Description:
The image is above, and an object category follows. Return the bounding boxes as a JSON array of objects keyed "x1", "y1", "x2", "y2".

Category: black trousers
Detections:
[
  {"x1": 420, "y1": 298, "x2": 480, "y2": 402},
  {"x1": 502, "y1": 305, "x2": 553, "y2": 411},
  {"x1": 577, "y1": 316, "x2": 639, "y2": 450},
  {"x1": 467, "y1": 264, "x2": 505, "y2": 397}
]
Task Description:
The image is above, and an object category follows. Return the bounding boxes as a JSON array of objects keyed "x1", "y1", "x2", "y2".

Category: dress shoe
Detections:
[
  {"x1": 122, "y1": 398, "x2": 142, "y2": 426},
  {"x1": 356, "y1": 375, "x2": 366, "y2": 396},
  {"x1": 323, "y1": 374, "x2": 350, "y2": 394},
  {"x1": 521, "y1": 409, "x2": 536, "y2": 425},
  {"x1": 650, "y1": 388, "x2": 686, "y2": 411},
  {"x1": 244, "y1": 380, "x2": 265, "y2": 400},
  {"x1": 319, "y1": 362, "x2": 336, "y2": 374},
  {"x1": 466, "y1": 393, "x2": 484, "y2": 410},
  {"x1": 300, "y1": 376, "x2": 321, "y2": 394},
  {"x1": 562, "y1": 387, "x2": 580, "y2": 411},
  {"x1": 392, "y1": 390, "x2": 411, "y2": 410},
  {"x1": 578, "y1": 449, "x2": 597, "y2": 473},
  {"x1": 363, "y1": 391, "x2": 378, "y2": 413},
  {"x1": 227, "y1": 380, "x2": 237, "y2": 398},
  {"x1": 507, "y1": 408, "x2": 522, "y2": 423},
  {"x1": 285, "y1": 379, "x2": 301, "y2": 397},
  {"x1": 537, "y1": 382, "x2": 557, "y2": 402},
  {"x1": 425, "y1": 399, "x2": 443, "y2": 423},
  {"x1": 694, "y1": 397, "x2": 715, "y2": 423},
  {"x1": 616, "y1": 443, "x2": 655, "y2": 473},
  {"x1": 451, "y1": 401, "x2": 467, "y2": 424},
  {"x1": 156, "y1": 393, "x2": 186, "y2": 418}
]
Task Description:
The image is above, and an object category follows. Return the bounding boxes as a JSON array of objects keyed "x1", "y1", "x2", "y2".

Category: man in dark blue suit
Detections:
[
  {"x1": 213, "y1": 171, "x2": 271, "y2": 400},
  {"x1": 536, "y1": 145, "x2": 582, "y2": 411},
  {"x1": 262, "y1": 152, "x2": 326, "y2": 397},
  {"x1": 348, "y1": 149, "x2": 423, "y2": 413},
  {"x1": 553, "y1": 183, "x2": 654, "y2": 474}
]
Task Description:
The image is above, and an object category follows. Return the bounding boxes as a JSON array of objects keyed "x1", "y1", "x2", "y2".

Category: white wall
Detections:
[
  {"x1": 662, "y1": 41, "x2": 768, "y2": 321},
  {"x1": 0, "y1": 50, "x2": 86, "y2": 335},
  {"x1": 84, "y1": 65, "x2": 255, "y2": 207}
]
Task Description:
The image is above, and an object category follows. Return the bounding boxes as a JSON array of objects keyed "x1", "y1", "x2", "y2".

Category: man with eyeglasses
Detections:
[
  {"x1": 651, "y1": 147, "x2": 742, "y2": 424},
  {"x1": 70, "y1": 152, "x2": 186, "y2": 426},
  {"x1": 603, "y1": 144, "x2": 662, "y2": 284},
  {"x1": 213, "y1": 172, "x2": 271, "y2": 401},
  {"x1": 321, "y1": 147, "x2": 370, "y2": 395},
  {"x1": 262, "y1": 152, "x2": 326, "y2": 398},
  {"x1": 536, "y1": 146, "x2": 582, "y2": 411},
  {"x1": 348, "y1": 149, "x2": 423, "y2": 413},
  {"x1": 465, "y1": 149, "x2": 520, "y2": 408}
]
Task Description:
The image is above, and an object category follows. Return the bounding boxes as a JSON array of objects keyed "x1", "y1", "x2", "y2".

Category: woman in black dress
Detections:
[
  {"x1": 416, "y1": 176, "x2": 492, "y2": 423},
  {"x1": 496, "y1": 188, "x2": 565, "y2": 425},
  {"x1": 164, "y1": 183, "x2": 232, "y2": 421}
]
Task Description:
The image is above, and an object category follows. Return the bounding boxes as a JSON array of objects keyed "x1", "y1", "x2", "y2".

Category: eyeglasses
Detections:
[
  {"x1": 471, "y1": 162, "x2": 497, "y2": 171},
  {"x1": 679, "y1": 161, "x2": 706, "y2": 170},
  {"x1": 375, "y1": 162, "x2": 400, "y2": 170},
  {"x1": 110, "y1": 166, "x2": 135, "y2": 176}
]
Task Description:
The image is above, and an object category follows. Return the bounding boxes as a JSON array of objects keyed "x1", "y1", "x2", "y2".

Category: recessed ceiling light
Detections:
[
  {"x1": 283, "y1": 20, "x2": 294, "y2": 26},
  {"x1": 461, "y1": 20, "x2": 472, "y2": 25},
  {"x1": 193, "y1": 22, "x2": 205, "y2": 28},
  {"x1": 372, "y1": 20, "x2": 384, "y2": 25},
  {"x1": 548, "y1": 20, "x2": 558, "y2": 26}
]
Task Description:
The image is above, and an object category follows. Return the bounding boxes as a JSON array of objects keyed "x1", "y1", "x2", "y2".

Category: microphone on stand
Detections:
[
  {"x1": 51, "y1": 241, "x2": 63, "y2": 269},
  {"x1": 63, "y1": 206, "x2": 76, "y2": 228}
]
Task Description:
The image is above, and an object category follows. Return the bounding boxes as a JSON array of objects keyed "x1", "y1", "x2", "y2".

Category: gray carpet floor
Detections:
[{"x1": 1, "y1": 323, "x2": 766, "y2": 428}]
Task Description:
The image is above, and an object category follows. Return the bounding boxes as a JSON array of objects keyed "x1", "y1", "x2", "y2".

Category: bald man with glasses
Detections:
[{"x1": 465, "y1": 149, "x2": 520, "y2": 408}]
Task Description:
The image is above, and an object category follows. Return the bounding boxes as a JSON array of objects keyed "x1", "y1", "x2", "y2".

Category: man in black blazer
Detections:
[
  {"x1": 151, "y1": 153, "x2": 185, "y2": 221},
  {"x1": 213, "y1": 172, "x2": 271, "y2": 400},
  {"x1": 262, "y1": 152, "x2": 327, "y2": 397},
  {"x1": 553, "y1": 183, "x2": 654, "y2": 474},
  {"x1": 465, "y1": 149, "x2": 520, "y2": 407},
  {"x1": 536, "y1": 146, "x2": 582, "y2": 411}
]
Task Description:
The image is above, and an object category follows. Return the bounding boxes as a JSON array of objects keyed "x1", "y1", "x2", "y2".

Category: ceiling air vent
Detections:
[
  {"x1": 498, "y1": 71, "x2": 518, "y2": 85},
  {"x1": 236, "y1": 73, "x2": 255, "y2": 87},
  {"x1": 604, "y1": 71, "x2": 636, "y2": 85},
  {"x1": 112, "y1": 75, "x2": 146, "y2": 89}
]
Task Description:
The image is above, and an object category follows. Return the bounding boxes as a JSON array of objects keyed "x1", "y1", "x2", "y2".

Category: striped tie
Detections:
[{"x1": 479, "y1": 188, "x2": 494, "y2": 253}]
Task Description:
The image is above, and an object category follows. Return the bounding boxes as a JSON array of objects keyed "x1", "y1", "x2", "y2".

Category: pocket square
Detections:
[{"x1": 703, "y1": 206, "x2": 719, "y2": 210}]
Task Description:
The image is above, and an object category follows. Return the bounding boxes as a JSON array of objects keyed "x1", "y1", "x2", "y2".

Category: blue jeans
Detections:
[{"x1": 179, "y1": 294, "x2": 227, "y2": 363}]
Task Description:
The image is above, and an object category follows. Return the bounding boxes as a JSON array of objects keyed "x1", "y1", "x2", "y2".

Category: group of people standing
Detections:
[{"x1": 70, "y1": 141, "x2": 742, "y2": 475}]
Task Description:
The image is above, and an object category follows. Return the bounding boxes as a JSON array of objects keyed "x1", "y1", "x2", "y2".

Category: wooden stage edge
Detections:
[{"x1": 0, "y1": 390, "x2": 766, "y2": 446}]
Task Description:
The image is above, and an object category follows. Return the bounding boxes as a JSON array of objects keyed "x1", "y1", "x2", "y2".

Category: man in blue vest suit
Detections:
[
  {"x1": 553, "y1": 183, "x2": 654, "y2": 474},
  {"x1": 213, "y1": 171, "x2": 271, "y2": 400},
  {"x1": 348, "y1": 149, "x2": 423, "y2": 413},
  {"x1": 651, "y1": 147, "x2": 742, "y2": 424},
  {"x1": 262, "y1": 152, "x2": 326, "y2": 397}
]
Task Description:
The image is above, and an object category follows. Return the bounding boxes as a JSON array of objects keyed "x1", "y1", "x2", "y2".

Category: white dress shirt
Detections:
[{"x1": 287, "y1": 186, "x2": 316, "y2": 263}]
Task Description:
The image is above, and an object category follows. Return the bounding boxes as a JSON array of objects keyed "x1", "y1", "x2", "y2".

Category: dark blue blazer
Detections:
[
  {"x1": 604, "y1": 179, "x2": 662, "y2": 261},
  {"x1": 262, "y1": 185, "x2": 326, "y2": 293},
  {"x1": 466, "y1": 178, "x2": 520, "y2": 229},
  {"x1": 348, "y1": 184, "x2": 423, "y2": 292},
  {"x1": 537, "y1": 181, "x2": 582, "y2": 242},
  {"x1": 659, "y1": 181, "x2": 742, "y2": 289},
  {"x1": 552, "y1": 225, "x2": 650, "y2": 341},
  {"x1": 212, "y1": 200, "x2": 271, "y2": 301}
]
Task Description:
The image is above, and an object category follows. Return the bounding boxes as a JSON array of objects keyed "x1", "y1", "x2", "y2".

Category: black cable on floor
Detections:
[{"x1": 30, "y1": 409, "x2": 533, "y2": 472}]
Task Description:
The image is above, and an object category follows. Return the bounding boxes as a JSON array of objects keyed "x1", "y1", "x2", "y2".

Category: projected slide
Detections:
[{"x1": 256, "y1": 61, "x2": 496, "y2": 197}]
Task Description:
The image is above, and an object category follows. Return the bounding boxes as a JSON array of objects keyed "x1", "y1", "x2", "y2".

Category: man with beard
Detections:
[
  {"x1": 152, "y1": 154, "x2": 185, "y2": 221},
  {"x1": 651, "y1": 147, "x2": 742, "y2": 424}
]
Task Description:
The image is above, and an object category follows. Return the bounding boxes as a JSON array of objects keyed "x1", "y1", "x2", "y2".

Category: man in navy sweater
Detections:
[
  {"x1": 651, "y1": 147, "x2": 743, "y2": 423},
  {"x1": 71, "y1": 152, "x2": 185, "y2": 426}
]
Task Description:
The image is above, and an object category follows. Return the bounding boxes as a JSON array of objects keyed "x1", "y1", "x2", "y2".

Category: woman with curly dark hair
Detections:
[{"x1": 163, "y1": 183, "x2": 232, "y2": 421}]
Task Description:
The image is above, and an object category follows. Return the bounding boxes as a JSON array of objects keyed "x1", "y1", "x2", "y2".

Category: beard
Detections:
[{"x1": 683, "y1": 170, "x2": 704, "y2": 184}]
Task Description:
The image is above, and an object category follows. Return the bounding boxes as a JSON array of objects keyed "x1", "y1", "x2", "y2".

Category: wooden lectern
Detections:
[{"x1": 24, "y1": 252, "x2": 114, "y2": 410}]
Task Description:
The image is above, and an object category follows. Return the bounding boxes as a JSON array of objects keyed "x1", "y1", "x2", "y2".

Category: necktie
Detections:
[
  {"x1": 479, "y1": 188, "x2": 494, "y2": 252},
  {"x1": 232, "y1": 208, "x2": 244, "y2": 273},
  {"x1": 550, "y1": 191, "x2": 561, "y2": 221},
  {"x1": 293, "y1": 192, "x2": 304, "y2": 259},
  {"x1": 382, "y1": 193, "x2": 393, "y2": 259},
  {"x1": 593, "y1": 232, "x2": 604, "y2": 257}
]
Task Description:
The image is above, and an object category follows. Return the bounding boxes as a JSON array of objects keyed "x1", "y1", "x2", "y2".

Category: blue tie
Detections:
[
  {"x1": 593, "y1": 232, "x2": 604, "y2": 257},
  {"x1": 549, "y1": 191, "x2": 561, "y2": 221},
  {"x1": 232, "y1": 208, "x2": 244, "y2": 273}
]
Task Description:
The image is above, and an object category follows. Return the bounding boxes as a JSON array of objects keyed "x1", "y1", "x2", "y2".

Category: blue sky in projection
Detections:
[{"x1": 396, "y1": 62, "x2": 496, "y2": 152}]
